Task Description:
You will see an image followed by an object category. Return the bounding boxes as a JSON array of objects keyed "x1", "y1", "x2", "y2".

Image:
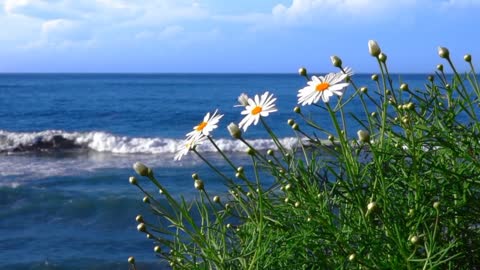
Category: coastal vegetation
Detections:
[{"x1": 128, "y1": 41, "x2": 480, "y2": 269}]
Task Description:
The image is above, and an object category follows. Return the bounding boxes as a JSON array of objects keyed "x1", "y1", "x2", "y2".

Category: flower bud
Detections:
[
  {"x1": 400, "y1": 83, "x2": 409, "y2": 91},
  {"x1": 129, "y1": 176, "x2": 138, "y2": 185},
  {"x1": 287, "y1": 119, "x2": 295, "y2": 126},
  {"x1": 328, "y1": 135, "x2": 334, "y2": 141},
  {"x1": 360, "y1": 87, "x2": 368, "y2": 93},
  {"x1": 154, "y1": 246, "x2": 161, "y2": 253},
  {"x1": 357, "y1": 130, "x2": 370, "y2": 143},
  {"x1": 385, "y1": 89, "x2": 391, "y2": 95},
  {"x1": 294, "y1": 201, "x2": 300, "y2": 208},
  {"x1": 292, "y1": 123, "x2": 299, "y2": 130},
  {"x1": 235, "y1": 172, "x2": 241, "y2": 178},
  {"x1": 378, "y1": 53, "x2": 387, "y2": 63},
  {"x1": 146, "y1": 233, "x2": 153, "y2": 239},
  {"x1": 368, "y1": 40, "x2": 381, "y2": 57},
  {"x1": 406, "y1": 102, "x2": 415, "y2": 110},
  {"x1": 213, "y1": 195, "x2": 220, "y2": 203},
  {"x1": 267, "y1": 149, "x2": 274, "y2": 156},
  {"x1": 371, "y1": 112, "x2": 377, "y2": 117},
  {"x1": 194, "y1": 179, "x2": 204, "y2": 190},
  {"x1": 133, "y1": 162, "x2": 149, "y2": 176},
  {"x1": 371, "y1": 74, "x2": 378, "y2": 81},
  {"x1": 348, "y1": 254, "x2": 356, "y2": 261},
  {"x1": 367, "y1": 201, "x2": 377, "y2": 212},
  {"x1": 436, "y1": 64, "x2": 443, "y2": 72},
  {"x1": 137, "y1": 223, "x2": 147, "y2": 233},
  {"x1": 293, "y1": 106, "x2": 301, "y2": 114},
  {"x1": 438, "y1": 46, "x2": 450, "y2": 59},
  {"x1": 410, "y1": 235, "x2": 419, "y2": 244},
  {"x1": 330, "y1": 55, "x2": 342, "y2": 68},
  {"x1": 143, "y1": 196, "x2": 150, "y2": 204},
  {"x1": 298, "y1": 67, "x2": 307, "y2": 77},
  {"x1": 247, "y1": 148, "x2": 255, "y2": 155},
  {"x1": 237, "y1": 93, "x2": 249, "y2": 106},
  {"x1": 284, "y1": 197, "x2": 289, "y2": 203},
  {"x1": 192, "y1": 173, "x2": 199, "y2": 180},
  {"x1": 135, "y1": 214, "x2": 144, "y2": 223},
  {"x1": 433, "y1": 201, "x2": 440, "y2": 209},
  {"x1": 285, "y1": 183, "x2": 292, "y2": 191},
  {"x1": 158, "y1": 188, "x2": 164, "y2": 194},
  {"x1": 227, "y1": 122, "x2": 242, "y2": 139},
  {"x1": 128, "y1": 256, "x2": 135, "y2": 264},
  {"x1": 464, "y1": 54, "x2": 472, "y2": 62},
  {"x1": 427, "y1": 75, "x2": 434, "y2": 82},
  {"x1": 307, "y1": 217, "x2": 312, "y2": 222}
]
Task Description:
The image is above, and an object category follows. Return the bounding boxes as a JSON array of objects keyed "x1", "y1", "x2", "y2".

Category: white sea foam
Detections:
[{"x1": 0, "y1": 130, "x2": 304, "y2": 154}]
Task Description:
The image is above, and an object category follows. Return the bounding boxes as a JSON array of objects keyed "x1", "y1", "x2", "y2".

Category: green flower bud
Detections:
[
  {"x1": 330, "y1": 55, "x2": 343, "y2": 68},
  {"x1": 367, "y1": 201, "x2": 377, "y2": 212},
  {"x1": 227, "y1": 122, "x2": 242, "y2": 139},
  {"x1": 154, "y1": 246, "x2": 161, "y2": 253},
  {"x1": 298, "y1": 67, "x2": 307, "y2": 77},
  {"x1": 438, "y1": 46, "x2": 450, "y2": 59},
  {"x1": 328, "y1": 135, "x2": 334, "y2": 141},
  {"x1": 464, "y1": 54, "x2": 472, "y2": 62},
  {"x1": 285, "y1": 183, "x2": 292, "y2": 191},
  {"x1": 236, "y1": 166, "x2": 244, "y2": 173},
  {"x1": 357, "y1": 130, "x2": 370, "y2": 143},
  {"x1": 194, "y1": 179, "x2": 204, "y2": 190},
  {"x1": 378, "y1": 53, "x2": 387, "y2": 63},
  {"x1": 433, "y1": 201, "x2": 440, "y2": 209},
  {"x1": 133, "y1": 162, "x2": 149, "y2": 176},
  {"x1": 292, "y1": 123, "x2": 299, "y2": 130},
  {"x1": 135, "y1": 215, "x2": 144, "y2": 223},
  {"x1": 213, "y1": 195, "x2": 221, "y2": 203},
  {"x1": 128, "y1": 256, "x2": 135, "y2": 264},
  {"x1": 137, "y1": 223, "x2": 147, "y2": 233},
  {"x1": 284, "y1": 197, "x2": 289, "y2": 203},
  {"x1": 287, "y1": 119, "x2": 295, "y2": 126},
  {"x1": 410, "y1": 235, "x2": 419, "y2": 244},
  {"x1": 192, "y1": 173, "x2": 199, "y2": 180},
  {"x1": 428, "y1": 75, "x2": 434, "y2": 82},
  {"x1": 158, "y1": 188, "x2": 164, "y2": 194},
  {"x1": 267, "y1": 149, "x2": 274, "y2": 156},
  {"x1": 293, "y1": 106, "x2": 301, "y2": 114},
  {"x1": 371, "y1": 112, "x2": 377, "y2": 117},
  {"x1": 143, "y1": 196, "x2": 150, "y2": 204},
  {"x1": 247, "y1": 148, "x2": 255, "y2": 155},
  {"x1": 436, "y1": 64, "x2": 443, "y2": 72},
  {"x1": 146, "y1": 233, "x2": 153, "y2": 239},
  {"x1": 400, "y1": 83, "x2": 409, "y2": 91},
  {"x1": 360, "y1": 87, "x2": 368, "y2": 93},
  {"x1": 129, "y1": 176, "x2": 138, "y2": 185},
  {"x1": 371, "y1": 74, "x2": 378, "y2": 81},
  {"x1": 294, "y1": 201, "x2": 300, "y2": 208},
  {"x1": 368, "y1": 40, "x2": 381, "y2": 57},
  {"x1": 348, "y1": 254, "x2": 356, "y2": 261}
]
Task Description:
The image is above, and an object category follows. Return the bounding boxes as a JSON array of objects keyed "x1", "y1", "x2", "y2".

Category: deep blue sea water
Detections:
[{"x1": 0, "y1": 73, "x2": 432, "y2": 269}]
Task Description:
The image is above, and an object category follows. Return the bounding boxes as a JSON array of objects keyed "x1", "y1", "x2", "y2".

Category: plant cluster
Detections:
[{"x1": 128, "y1": 41, "x2": 480, "y2": 269}]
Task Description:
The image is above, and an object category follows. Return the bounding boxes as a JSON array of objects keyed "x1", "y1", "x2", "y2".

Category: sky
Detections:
[{"x1": 0, "y1": 0, "x2": 479, "y2": 73}]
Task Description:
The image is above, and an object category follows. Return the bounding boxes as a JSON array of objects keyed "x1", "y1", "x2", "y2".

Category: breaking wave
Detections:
[{"x1": 0, "y1": 130, "x2": 304, "y2": 154}]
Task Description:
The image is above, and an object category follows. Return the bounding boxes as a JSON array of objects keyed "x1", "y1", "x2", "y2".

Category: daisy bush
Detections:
[{"x1": 128, "y1": 41, "x2": 480, "y2": 269}]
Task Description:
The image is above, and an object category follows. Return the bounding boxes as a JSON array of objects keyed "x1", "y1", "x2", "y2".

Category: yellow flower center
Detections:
[
  {"x1": 251, "y1": 106, "x2": 263, "y2": 115},
  {"x1": 196, "y1": 121, "x2": 207, "y2": 131},
  {"x1": 316, "y1": 82, "x2": 330, "y2": 92}
]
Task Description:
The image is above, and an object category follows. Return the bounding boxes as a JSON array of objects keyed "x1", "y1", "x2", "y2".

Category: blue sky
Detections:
[{"x1": 0, "y1": 0, "x2": 479, "y2": 73}]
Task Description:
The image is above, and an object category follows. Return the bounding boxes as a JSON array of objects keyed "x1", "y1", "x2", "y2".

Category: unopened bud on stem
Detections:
[
  {"x1": 330, "y1": 55, "x2": 342, "y2": 68},
  {"x1": 227, "y1": 122, "x2": 242, "y2": 139},
  {"x1": 368, "y1": 40, "x2": 381, "y2": 57},
  {"x1": 133, "y1": 162, "x2": 149, "y2": 176},
  {"x1": 298, "y1": 67, "x2": 307, "y2": 77},
  {"x1": 438, "y1": 46, "x2": 450, "y2": 59}
]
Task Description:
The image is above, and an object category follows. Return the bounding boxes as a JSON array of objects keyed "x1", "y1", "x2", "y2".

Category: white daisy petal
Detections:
[{"x1": 297, "y1": 69, "x2": 352, "y2": 105}]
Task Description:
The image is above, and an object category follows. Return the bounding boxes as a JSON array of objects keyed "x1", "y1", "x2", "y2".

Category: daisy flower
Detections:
[
  {"x1": 297, "y1": 72, "x2": 350, "y2": 105},
  {"x1": 238, "y1": 91, "x2": 277, "y2": 132},
  {"x1": 174, "y1": 135, "x2": 206, "y2": 161},
  {"x1": 186, "y1": 109, "x2": 223, "y2": 139}
]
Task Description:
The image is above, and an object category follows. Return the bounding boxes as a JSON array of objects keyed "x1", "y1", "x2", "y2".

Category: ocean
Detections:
[{"x1": 0, "y1": 73, "x2": 431, "y2": 269}]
